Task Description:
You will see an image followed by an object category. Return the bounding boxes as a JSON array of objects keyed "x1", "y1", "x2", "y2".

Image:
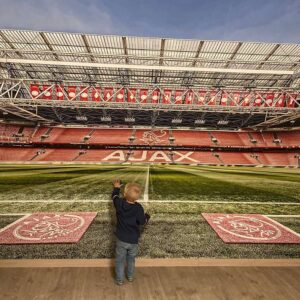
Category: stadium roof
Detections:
[
  {"x1": 0, "y1": 29, "x2": 300, "y2": 89},
  {"x1": 0, "y1": 29, "x2": 299, "y2": 129}
]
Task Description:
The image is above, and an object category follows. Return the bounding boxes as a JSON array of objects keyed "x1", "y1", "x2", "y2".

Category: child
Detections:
[{"x1": 112, "y1": 179, "x2": 150, "y2": 285}]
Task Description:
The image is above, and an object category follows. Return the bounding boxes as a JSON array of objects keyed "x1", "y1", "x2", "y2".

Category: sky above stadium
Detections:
[{"x1": 0, "y1": 0, "x2": 299, "y2": 43}]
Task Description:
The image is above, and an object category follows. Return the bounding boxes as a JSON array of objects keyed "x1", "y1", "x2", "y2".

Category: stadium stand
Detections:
[
  {"x1": 277, "y1": 131, "x2": 300, "y2": 146},
  {"x1": 88, "y1": 129, "x2": 132, "y2": 145},
  {"x1": 0, "y1": 125, "x2": 34, "y2": 143},
  {"x1": 0, "y1": 31, "x2": 299, "y2": 169},
  {"x1": 75, "y1": 149, "x2": 123, "y2": 162},
  {"x1": 2, "y1": 125, "x2": 299, "y2": 148},
  {"x1": 176, "y1": 151, "x2": 221, "y2": 165},
  {"x1": 237, "y1": 132, "x2": 260, "y2": 146},
  {"x1": 33, "y1": 149, "x2": 79, "y2": 161},
  {"x1": 34, "y1": 128, "x2": 91, "y2": 144},
  {"x1": 31, "y1": 127, "x2": 52, "y2": 142},
  {"x1": 263, "y1": 153, "x2": 298, "y2": 166},
  {"x1": 172, "y1": 130, "x2": 212, "y2": 146},
  {"x1": 0, "y1": 146, "x2": 298, "y2": 167},
  {"x1": 133, "y1": 129, "x2": 170, "y2": 145},
  {"x1": 211, "y1": 132, "x2": 245, "y2": 147},
  {"x1": 218, "y1": 152, "x2": 255, "y2": 165},
  {"x1": 261, "y1": 132, "x2": 280, "y2": 147},
  {"x1": 0, "y1": 147, "x2": 39, "y2": 161},
  {"x1": 0, "y1": 124, "x2": 299, "y2": 166}
]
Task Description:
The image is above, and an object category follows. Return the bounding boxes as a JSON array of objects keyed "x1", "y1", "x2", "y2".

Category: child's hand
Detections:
[
  {"x1": 145, "y1": 213, "x2": 150, "y2": 222},
  {"x1": 112, "y1": 179, "x2": 122, "y2": 188}
]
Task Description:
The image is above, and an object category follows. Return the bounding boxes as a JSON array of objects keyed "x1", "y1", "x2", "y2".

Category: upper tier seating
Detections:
[
  {"x1": 0, "y1": 124, "x2": 299, "y2": 148},
  {"x1": 277, "y1": 131, "x2": 300, "y2": 147},
  {"x1": 211, "y1": 132, "x2": 245, "y2": 146},
  {"x1": 133, "y1": 129, "x2": 170, "y2": 145},
  {"x1": 88, "y1": 129, "x2": 132, "y2": 145},
  {"x1": 32, "y1": 127, "x2": 91, "y2": 143},
  {"x1": 0, "y1": 125, "x2": 34, "y2": 143},
  {"x1": 172, "y1": 130, "x2": 212, "y2": 146}
]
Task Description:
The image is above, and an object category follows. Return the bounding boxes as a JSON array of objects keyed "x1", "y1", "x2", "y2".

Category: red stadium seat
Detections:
[{"x1": 0, "y1": 124, "x2": 299, "y2": 166}]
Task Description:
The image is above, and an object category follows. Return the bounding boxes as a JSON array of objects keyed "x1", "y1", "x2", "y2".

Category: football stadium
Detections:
[{"x1": 0, "y1": 27, "x2": 299, "y2": 299}]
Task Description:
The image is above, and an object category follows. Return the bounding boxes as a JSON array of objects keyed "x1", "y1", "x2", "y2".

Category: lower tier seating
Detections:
[{"x1": 0, "y1": 147, "x2": 298, "y2": 166}]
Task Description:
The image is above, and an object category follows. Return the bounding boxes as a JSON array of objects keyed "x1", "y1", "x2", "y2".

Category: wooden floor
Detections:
[{"x1": 0, "y1": 261, "x2": 300, "y2": 300}]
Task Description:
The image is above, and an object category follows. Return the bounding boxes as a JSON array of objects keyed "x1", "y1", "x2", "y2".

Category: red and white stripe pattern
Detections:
[
  {"x1": 241, "y1": 92, "x2": 251, "y2": 106},
  {"x1": 104, "y1": 87, "x2": 114, "y2": 102},
  {"x1": 23, "y1": 84, "x2": 299, "y2": 108},
  {"x1": 80, "y1": 86, "x2": 89, "y2": 101},
  {"x1": 197, "y1": 90, "x2": 206, "y2": 105},
  {"x1": 140, "y1": 89, "x2": 148, "y2": 103},
  {"x1": 128, "y1": 88, "x2": 137, "y2": 103},
  {"x1": 275, "y1": 93, "x2": 285, "y2": 107},
  {"x1": 286, "y1": 93, "x2": 298, "y2": 108},
  {"x1": 264, "y1": 92, "x2": 275, "y2": 107},
  {"x1": 253, "y1": 92, "x2": 263, "y2": 107},
  {"x1": 163, "y1": 89, "x2": 172, "y2": 104},
  {"x1": 42, "y1": 85, "x2": 52, "y2": 100},
  {"x1": 208, "y1": 90, "x2": 217, "y2": 105},
  {"x1": 30, "y1": 84, "x2": 40, "y2": 99},
  {"x1": 91, "y1": 87, "x2": 101, "y2": 102},
  {"x1": 68, "y1": 86, "x2": 77, "y2": 100},
  {"x1": 220, "y1": 91, "x2": 228, "y2": 106},
  {"x1": 151, "y1": 89, "x2": 160, "y2": 104},
  {"x1": 174, "y1": 90, "x2": 183, "y2": 104},
  {"x1": 230, "y1": 92, "x2": 240, "y2": 106},
  {"x1": 116, "y1": 88, "x2": 125, "y2": 102},
  {"x1": 56, "y1": 85, "x2": 64, "y2": 100},
  {"x1": 185, "y1": 91, "x2": 194, "y2": 105}
]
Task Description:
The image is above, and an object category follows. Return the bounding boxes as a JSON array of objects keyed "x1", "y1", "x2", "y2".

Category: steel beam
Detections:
[
  {"x1": 0, "y1": 102, "x2": 52, "y2": 123},
  {"x1": 251, "y1": 110, "x2": 300, "y2": 128},
  {"x1": 257, "y1": 44, "x2": 281, "y2": 69},
  {"x1": 0, "y1": 58, "x2": 294, "y2": 75},
  {"x1": 0, "y1": 97, "x2": 294, "y2": 115}
]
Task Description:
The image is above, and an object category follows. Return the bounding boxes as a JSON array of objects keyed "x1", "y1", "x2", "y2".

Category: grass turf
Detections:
[
  {"x1": 0, "y1": 213, "x2": 299, "y2": 259},
  {"x1": 150, "y1": 165, "x2": 300, "y2": 202},
  {"x1": 0, "y1": 163, "x2": 299, "y2": 259}
]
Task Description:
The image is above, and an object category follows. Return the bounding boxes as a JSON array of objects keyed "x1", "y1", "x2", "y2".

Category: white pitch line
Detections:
[
  {"x1": 143, "y1": 165, "x2": 150, "y2": 203},
  {"x1": 0, "y1": 213, "x2": 29, "y2": 216},
  {"x1": 0, "y1": 200, "x2": 300, "y2": 205},
  {"x1": 0, "y1": 214, "x2": 31, "y2": 233},
  {"x1": 1, "y1": 213, "x2": 300, "y2": 218}
]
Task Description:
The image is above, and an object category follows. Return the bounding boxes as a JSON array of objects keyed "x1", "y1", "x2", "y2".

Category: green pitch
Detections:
[
  {"x1": 0, "y1": 164, "x2": 299, "y2": 259},
  {"x1": 0, "y1": 164, "x2": 299, "y2": 214}
]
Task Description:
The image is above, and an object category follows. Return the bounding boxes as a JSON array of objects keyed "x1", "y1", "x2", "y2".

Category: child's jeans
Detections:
[{"x1": 115, "y1": 237, "x2": 138, "y2": 282}]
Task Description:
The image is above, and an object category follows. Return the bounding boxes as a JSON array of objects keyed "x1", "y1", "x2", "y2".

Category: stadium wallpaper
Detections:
[{"x1": 0, "y1": 164, "x2": 299, "y2": 259}]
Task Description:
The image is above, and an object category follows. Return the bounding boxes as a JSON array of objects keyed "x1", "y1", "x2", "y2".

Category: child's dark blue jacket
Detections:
[{"x1": 112, "y1": 187, "x2": 149, "y2": 244}]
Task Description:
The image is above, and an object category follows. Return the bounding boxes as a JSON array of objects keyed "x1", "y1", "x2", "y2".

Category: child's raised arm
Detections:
[{"x1": 112, "y1": 179, "x2": 123, "y2": 209}]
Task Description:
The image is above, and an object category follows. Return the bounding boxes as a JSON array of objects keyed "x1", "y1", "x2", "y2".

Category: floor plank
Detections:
[
  {"x1": 0, "y1": 266, "x2": 299, "y2": 300},
  {"x1": 1, "y1": 258, "x2": 300, "y2": 268}
]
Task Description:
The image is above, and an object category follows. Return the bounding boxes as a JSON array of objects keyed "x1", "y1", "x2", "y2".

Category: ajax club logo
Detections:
[
  {"x1": 140, "y1": 130, "x2": 167, "y2": 145},
  {"x1": 212, "y1": 215, "x2": 281, "y2": 241}
]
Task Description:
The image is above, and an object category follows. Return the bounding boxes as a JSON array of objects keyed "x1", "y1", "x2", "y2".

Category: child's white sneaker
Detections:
[
  {"x1": 115, "y1": 280, "x2": 124, "y2": 286},
  {"x1": 127, "y1": 276, "x2": 134, "y2": 282}
]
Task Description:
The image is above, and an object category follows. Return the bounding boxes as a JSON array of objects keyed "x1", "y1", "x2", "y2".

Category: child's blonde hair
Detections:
[{"x1": 124, "y1": 182, "x2": 141, "y2": 202}]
